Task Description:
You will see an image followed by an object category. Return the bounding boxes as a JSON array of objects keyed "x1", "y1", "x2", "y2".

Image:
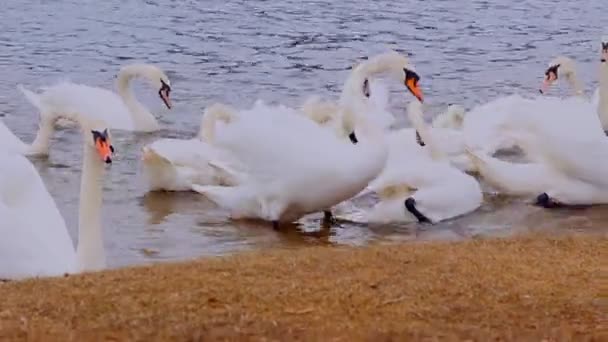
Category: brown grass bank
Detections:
[{"x1": 0, "y1": 234, "x2": 605, "y2": 341}]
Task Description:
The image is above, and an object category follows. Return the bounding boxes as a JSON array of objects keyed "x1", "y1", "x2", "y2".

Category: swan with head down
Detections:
[
  {"x1": 360, "y1": 100, "x2": 482, "y2": 224},
  {"x1": 0, "y1": 117, "x2": 115, "y2": 280},
  {"x1": 15, "y1": 63, "x2": 172, "y2": 156}
]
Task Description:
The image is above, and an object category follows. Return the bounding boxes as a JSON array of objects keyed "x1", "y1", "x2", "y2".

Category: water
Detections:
[{"x1": 1, "y1": 0, "x2": 606, "y2": 269}]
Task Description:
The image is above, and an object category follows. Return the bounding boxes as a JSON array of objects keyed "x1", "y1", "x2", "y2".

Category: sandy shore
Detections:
[{"x1": 0, "y1": 233, "x2": 604, "y2": 341}]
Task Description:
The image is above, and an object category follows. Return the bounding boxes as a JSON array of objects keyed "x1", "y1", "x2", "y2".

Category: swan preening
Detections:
[
  {"x1": 364, "y1": 100, "x2": 482, "y2": 224},
  {"x1": 5, "y1": 63, "x2": 171, "y2": 157},
  {"x1": 0, "y1": 117, "x2": 114, "y2": 280}
]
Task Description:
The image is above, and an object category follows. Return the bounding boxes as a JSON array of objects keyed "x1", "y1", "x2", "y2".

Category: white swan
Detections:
[
  {"x1": 18, "y1": 63, "x2": 172, "y2": 139},
  {"x1": 539, "y1": 36, "x2": 608, "y2": 131},
  {"x1": 141, "y1": 103, "x2": 248, "y2": 191},
  {"x1": 363, "y1": 100, "x2": 482, "y2": 224},
  {"x1": 0, "y1": 120, "x2": 114, "y2": 280}
]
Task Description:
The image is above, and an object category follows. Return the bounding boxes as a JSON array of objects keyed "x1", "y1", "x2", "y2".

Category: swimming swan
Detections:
[
  {"x1": 0, "y1": 119, "x2": 115, "y2": 280},
  {"x1": 364, "y1": 100, "x2": 482, "y2": 224},
  {"x1": 539, "y1": 36, "x2": 608, "y2": 131},
  {"x1": 18, "y1": 63, "x2": 172, "y2": 137}
]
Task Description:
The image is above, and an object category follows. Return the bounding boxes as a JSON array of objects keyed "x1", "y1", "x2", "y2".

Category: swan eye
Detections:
[
  {"x1": 602, "y1": 42, "x2": 608, "y2": 51},
  {"x1": 403, "y1": 68, "x2": 420, "y2": 84}
]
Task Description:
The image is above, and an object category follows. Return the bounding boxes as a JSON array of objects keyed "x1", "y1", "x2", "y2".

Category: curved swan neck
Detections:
[
  {"x1": 75, "y1": 141, "x2": 106, "y2": 272},
  {"x1": 339, "y1": 52, "x2": 407, "y2": 104},
  {"x1": 407, "y1": 102, "x2": 444, "y2": 160},
  {"x1": 26, "y1": 115, "x2": 56, "y2": 155},
  {"x1": 198, "y1": 105, "x2": 234, "y2": 142},
  {"x1": 116, "y1": 67, "x2": 159, "y2": 130},
  {"x1": 598, "y1": 62, "x2": 608, "y2": 128},
  {"x1": 565, "y1": 73, "x2": 585, "y2": 97}
]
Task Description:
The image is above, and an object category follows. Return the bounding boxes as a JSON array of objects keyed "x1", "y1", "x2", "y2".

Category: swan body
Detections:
[
  {"x1": 469, "y1": 92, "x2": 608, "y2": 205},
  {"x1": 365, "y1": 101, "x2": 482, "y2": 224},
  {"x1": 141, "y1": 103, "x2": 247, "y2": 191},
  {"x1": 0, "y1": 120, "x2": 114, "y2": 280},
  {"x1": 192, "y1": 101, "x2": 388, "y2": 224},
  {"x1": 19, "y1": 63, "x2": 172, "y2": 134}
]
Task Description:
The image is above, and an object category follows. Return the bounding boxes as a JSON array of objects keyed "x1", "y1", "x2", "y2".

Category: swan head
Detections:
[
  {"x1": 348, "y1": 51, "x2": 424, "y2": 103},
  {"x1": 539, "y1": 56, "x2": 577, "y2": 94},
  {"x1": 90, "y1": 129, "x2": 115, "y2": 164},
  {"x1": 601, "y1": 35, "x2": 608, "y2": 63},
  {"x1": 121, "y1": 64, "x2": 172, "y2": 109}
]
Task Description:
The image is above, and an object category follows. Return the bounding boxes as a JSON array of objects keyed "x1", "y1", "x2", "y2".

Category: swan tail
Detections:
[
  {"x1": 17, "y1": 84, "x2": 43, "y2": 111},
  {"x1": 191, "y1": 184, "x2": 254, "y2": 218}
]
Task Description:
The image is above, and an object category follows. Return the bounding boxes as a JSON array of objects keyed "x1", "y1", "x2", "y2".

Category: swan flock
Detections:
[{"x1": 2, "y1": 36, "x2": 608, "y2": 280}]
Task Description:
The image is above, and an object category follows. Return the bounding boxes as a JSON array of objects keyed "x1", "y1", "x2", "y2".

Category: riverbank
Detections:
[{"x1": 0, "y1": 233, "x2": 604, "y2": 341}]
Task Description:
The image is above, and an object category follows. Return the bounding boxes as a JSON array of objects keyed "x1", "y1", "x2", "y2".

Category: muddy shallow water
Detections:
[{"x1": 1, "y1": 0, "x2": 606, "y2": 268}]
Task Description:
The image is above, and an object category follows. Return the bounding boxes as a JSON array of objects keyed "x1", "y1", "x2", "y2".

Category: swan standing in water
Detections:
[
  {"x1": 190, "y1": 102, "x2": 390, "y2": 228},
  {"x1": 363, "y1": 100, "x2": 482, "y2": 224},
  {"x1": 141, "y1": 103, "x2": 248, "y2": 191},
  {"x1": 0, "y1": 119, "x2": 115, "y2": 280},
  {"x1": 16, "y1": 63, "x2": 171, "y2": 155}
]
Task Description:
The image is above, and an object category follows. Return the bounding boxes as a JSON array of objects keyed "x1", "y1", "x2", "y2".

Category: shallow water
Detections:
[{"x1": 1, "y1": 0, "x2": 606, "y2": 268}]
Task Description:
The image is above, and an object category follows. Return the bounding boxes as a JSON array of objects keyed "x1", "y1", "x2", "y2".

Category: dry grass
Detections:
[{"x1": 0, "y1": 234, "x2": 605, "y2": 341}]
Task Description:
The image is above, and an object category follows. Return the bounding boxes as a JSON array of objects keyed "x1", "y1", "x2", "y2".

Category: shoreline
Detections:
[{"x1": 1, "y1": 233, "x2": 604, "y2": 341}]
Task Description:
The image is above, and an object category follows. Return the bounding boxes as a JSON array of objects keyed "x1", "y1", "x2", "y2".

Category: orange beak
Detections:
[
  {"x1": 95, "y1": 138, "x2": 114, "y2": 164},
  {"x1": 539, "y1": 72, "x2": 557, "y2": 94},
  {"x1": 406, "y1": 78, "x2": 424, "y2": 103}
]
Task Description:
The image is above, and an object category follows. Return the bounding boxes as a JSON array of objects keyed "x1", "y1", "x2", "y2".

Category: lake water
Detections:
[{"x1": 1, "y1": 0, "x2": 606, "y2": 269}]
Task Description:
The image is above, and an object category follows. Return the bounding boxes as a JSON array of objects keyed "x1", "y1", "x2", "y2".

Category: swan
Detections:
[
  {"x1": 141, "y1": 103, "x2": 248, "y2": 191},
  {"x1": 190, "y1": 100, "x2": 389, "y2": 228},
  {"x1": 0, "y1": 119, "x2": 115, "y2": 280},
  {"x1": 363, "y1": 100, "x2": 482, "y2": 224},
  {"x1": 539, "y1": 36, "x2": 608, "y2": 131},
  {"x1": 18, "y1": 63, "x2": 172, "y2": 139}
]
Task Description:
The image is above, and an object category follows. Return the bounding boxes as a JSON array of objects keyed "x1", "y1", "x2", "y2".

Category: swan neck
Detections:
[
  {"x1": 199, "y1": 112, "x2": 218, "y2": 142},
  {"x1": 75, "y1": 142, "x2": 106, "y2": 272},
  {"x1": 566, "y1": 74, "x2": 584, "y2": 97},
  {"x1": 408, "y1": 106, "x2": 443, "y2": 160},
  {"x1": 116, "y1": 68, "x2": 158, "y2": 130},
  {"x1": 27, "y1": 115, "x2": 55, "y2": 155},
  {"x1": 598, "y1": 63, "x2": 608, "y2": 128}
]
